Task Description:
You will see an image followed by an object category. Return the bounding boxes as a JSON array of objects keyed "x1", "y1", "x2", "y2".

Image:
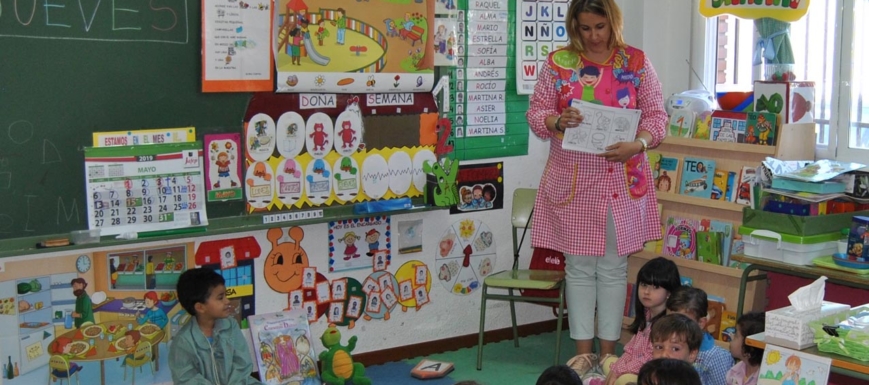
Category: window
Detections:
[{"x1": 710, "y1": 0, "x2": 869, "y2": 164}]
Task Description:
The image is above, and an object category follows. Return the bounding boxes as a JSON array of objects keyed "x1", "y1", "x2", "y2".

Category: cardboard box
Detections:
[
  {"x1": 742, "y1": 207, "x2": 869, "y2": 236},
  {"x1": 753, "y1": 81, "x2": 815, "y2": 123},
  {"x1": 765, "y1": 301, "x2": 850, "y2": 349}
]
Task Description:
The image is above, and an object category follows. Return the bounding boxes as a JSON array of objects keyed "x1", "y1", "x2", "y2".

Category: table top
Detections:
[
  {"x1": 52, "y1": 320, "x2": 165, "y2": 363},
  {"x1": 731, "y1": 254, "x2": 869, "y2": 286},
  {"x1": 95, "y1": 298, "x2": 177, "y2": 315},
  {"x1": 747, "y1": 332, "x2": 869, "y2": 376}
]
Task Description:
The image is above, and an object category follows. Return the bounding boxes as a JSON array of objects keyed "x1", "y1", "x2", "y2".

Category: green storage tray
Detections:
[{"x1": 742, "y1": 208, "x2": 869, "y2": 236}]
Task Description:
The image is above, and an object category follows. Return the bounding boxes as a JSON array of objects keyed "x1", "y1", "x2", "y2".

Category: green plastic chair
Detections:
[{"x1": 476, "y1": 188, "x2": 566, "y2": 370}]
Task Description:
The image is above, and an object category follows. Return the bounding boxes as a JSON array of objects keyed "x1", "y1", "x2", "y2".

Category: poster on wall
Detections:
[
  {"x1": 205, "y1": 133, "x2": 243, "y2": 201},
  {"x1": 201, "y1": 0, "x2": 275, "y2": 92},
  {"x1": 516, "y1": 0, "x2": 569, "y2": 95},
  {"x1": 329, "y1": 216, "x2": 390, "y2": 272},
  {"x1": 433, "y1": 17, "x2": 459, "y2": 67},
  {"x1": 451, "y1": 162, "x2": 503, "y2": 214},
  {"x1": 435, "y1": 218, "x2": 496, "y2": 296},
  {"x1": 273, "y1": 0, "x2": 435, "y2": 93}
]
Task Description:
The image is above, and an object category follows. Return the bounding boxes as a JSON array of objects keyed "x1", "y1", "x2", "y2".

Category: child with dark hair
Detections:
[
  {"x1": 168, "y1": 268, "x2": 261, "y2": 384},
  {"x1": 592, "y1": 257, "x2": 681, "y2": 385},
  {"x1": 725, "y1": 312, "x2": 765, "y2": 385},
  {"x1": 650, "y1": 313, "x2": 702, "y2": 363},
  {"x1": 638, "y1": 358, "x2": 701, "y2": 385},
  {"x1": 666, "y1": 287, "x2": 733, "y2": 385},
  {"x1": 537, "y1": 364, "x2": 583, "y2": 385}
]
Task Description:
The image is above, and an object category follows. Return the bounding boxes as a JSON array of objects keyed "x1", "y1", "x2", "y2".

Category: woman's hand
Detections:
[
  {"x1": 597, "y1": 140, "x2": 643, "y2": 163},
  {"x1": 550, "y1": 106, "x2": 584, "y2": 134}
]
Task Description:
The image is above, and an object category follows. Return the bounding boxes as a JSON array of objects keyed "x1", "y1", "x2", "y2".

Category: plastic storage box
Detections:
[{"x1": 738, "y1": 226, "x2": 840, "y2": 265}]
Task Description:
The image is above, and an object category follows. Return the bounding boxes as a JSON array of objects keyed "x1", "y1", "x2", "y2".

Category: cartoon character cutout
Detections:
[
  {"x1": 277, "y1": 158, "x2": 304, "y2": 207},
  {"x1": 276, "y1": 111, "x2": 306, "y2": 159},
  {"x1": 332, "y1": 156, "x2": 360, "y2": 203},
  {"x1": 264, "y1": 227, "x2": 310, "y2": 293},
  {"x1": 246, "y1": 162, "x2": 275, "y2": 210},
  {"x1": 334, "y1": 102, "x2": 363, "y2": 156},
  {"x1": 305, "y1": 158, "x2": 332, "y2": 205},
  {"x1": 246, "y1": 113, "x2": 276, "y2": 162},
  {"x1": 579, "y1": 66, "x2": 603, "y2": 104},
  {"x1": 341, "y1": 232, "x2": 361, "y2": 261},
  {"x1": 305, "y1": 112, "x2": 333, "y2": 159}
]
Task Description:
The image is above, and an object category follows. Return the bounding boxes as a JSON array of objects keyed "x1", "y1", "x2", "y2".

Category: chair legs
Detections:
[
  {"x1": 476, "y1": 283, "x2": 489, "y2": 371},
  {"x1": 508, "y1": 288, "x2": 518, "y2": 348},
  {"x1": 554, "y1": 283, "x2": 565, "y2": 366}
]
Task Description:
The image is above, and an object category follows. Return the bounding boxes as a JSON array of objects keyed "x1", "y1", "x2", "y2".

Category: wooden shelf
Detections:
[
  {"x1": 656, "y1": 192, "x2": 747, "y2": 213},
  {"x1": 632, "y1": 250, "x2": 745, "y2": 278},
  {"x1": 662, "y1": 136, "x2": 777, "y2": 155}
]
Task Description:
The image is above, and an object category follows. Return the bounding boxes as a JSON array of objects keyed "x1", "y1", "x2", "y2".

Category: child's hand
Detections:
[{"x1": 604, "y1": 371, "x2": 617, "y2": 385}]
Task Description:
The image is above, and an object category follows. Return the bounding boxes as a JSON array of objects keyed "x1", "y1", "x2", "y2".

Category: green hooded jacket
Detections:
[{"x1": 168, "y1": 317, "x2": 261, "y2": 385}]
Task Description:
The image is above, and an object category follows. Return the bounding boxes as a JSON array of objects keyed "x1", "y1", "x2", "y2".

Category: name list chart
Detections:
[
  {"x1": 464, "y1": 2, "x2": 509, "y2": 140},
  {"x1": 516, "y1": 0, "x2": 569, "y2": 95}
]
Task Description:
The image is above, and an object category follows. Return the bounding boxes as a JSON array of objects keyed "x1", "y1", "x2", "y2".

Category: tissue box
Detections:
[{"x1": 765, "y1": 301, "x2": 850, "y2": 350}]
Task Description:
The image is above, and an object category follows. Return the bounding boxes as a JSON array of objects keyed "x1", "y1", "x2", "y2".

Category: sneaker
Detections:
[
  {"x1": 566, "y1": 353, "x2": 598, "y2": 377},
  {"x1": 581, "y1": 370, "x2": 606, "y2": 385}
]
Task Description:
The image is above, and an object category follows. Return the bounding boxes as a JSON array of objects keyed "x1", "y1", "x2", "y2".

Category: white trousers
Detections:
[{"x1": 564, "y1": 209, "x2": 628, "y2": 342}]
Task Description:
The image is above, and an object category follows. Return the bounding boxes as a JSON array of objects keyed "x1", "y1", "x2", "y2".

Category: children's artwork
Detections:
[
  {"x1": 329, "y1": 216, "x2": 391, "y2": 272},
  {"x1": 361, "y1": 154, "x2": 390, "y2": 199},
  {"x1": 435, "y1": 219, "x2": 496, "y2": 296},
  {"x1": 387, "y1": 152, "x2": 413, "y2": 196},
  {"x1": 276, "y1": 111, "x2": 307, "y2": 159},
  {"x1": 247, "y1": 113, "x2": 278, "y2": 161},
  {"x1": 680, "y1": 157, "x2": 717, "y2": 199},
  {"x1": 273, "y1": 0, "x2": 434, "y2": 93},
  {"x1": 398, "y1": 219, "x2": 423, "y2": 254},
  {"x1": 205, "y1": 133, "x2": 244, "y2": 201},
  {"x1": 84, "y1": 142, "x2": 208, "y2": 236},
  {"x1": 202, "y1": 0, "x2": 274, "y2": 92},
  {"x1": 562, "y1": 100, "x2": 641, "y2": 154},
  {"x1": 757, "y1": 346, "x2": 830, "y2": 385},
  {"x1": 668, "y1": 110, "x2": 695, "y2": 138},
  {"x1": 247, "y1": 310, "x2": 322, "y2": 385},
  {"x1": 433, "y1": 17, "x2": 458, "y2": 66},
  {"x1": 452, "y1": 162, "x2": 503, "y2": 214}
]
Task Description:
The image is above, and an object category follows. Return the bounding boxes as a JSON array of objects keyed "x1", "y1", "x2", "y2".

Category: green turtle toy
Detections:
[{"x1": 319, "y1": 323, "x2": 371, "y2": 385}]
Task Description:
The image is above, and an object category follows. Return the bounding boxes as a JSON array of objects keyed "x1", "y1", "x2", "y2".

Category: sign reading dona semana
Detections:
[{"x1": 699, "y1": 0, "x2": 810, "y2": 22}]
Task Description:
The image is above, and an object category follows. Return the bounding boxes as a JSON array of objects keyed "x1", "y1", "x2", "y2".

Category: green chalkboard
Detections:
[{"x1": 0, "y1": 0, "x2": 250, "y2": 239}]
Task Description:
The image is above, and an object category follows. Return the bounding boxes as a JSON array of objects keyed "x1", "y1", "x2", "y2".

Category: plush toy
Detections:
[{"x1": 319, "y1": 323, "x2": 371, "y2": 385}]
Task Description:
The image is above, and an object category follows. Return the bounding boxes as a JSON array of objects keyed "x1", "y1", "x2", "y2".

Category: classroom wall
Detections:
[{"x1": 0, "y1": 0, "x2": 699, "y2": 367}]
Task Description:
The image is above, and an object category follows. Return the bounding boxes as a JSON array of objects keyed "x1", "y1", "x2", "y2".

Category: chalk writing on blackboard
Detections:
[{"x1": 0, "y1": 0, "x2": 190, "y2": 43}]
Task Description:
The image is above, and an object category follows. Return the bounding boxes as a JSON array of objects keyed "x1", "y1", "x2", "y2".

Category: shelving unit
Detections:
[{"x1": 624, "y1": 123, "x2": 817, "y2": 340}]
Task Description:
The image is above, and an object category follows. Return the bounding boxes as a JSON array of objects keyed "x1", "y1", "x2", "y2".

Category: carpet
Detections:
[{"x1": 365, "y1": 330, "x2": 578, "y2": 385}]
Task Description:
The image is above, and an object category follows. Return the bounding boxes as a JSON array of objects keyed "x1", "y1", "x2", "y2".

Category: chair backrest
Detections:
[
  {"x1": 49, "y1": 355, "x2": 70, "y2": 374},
  {"x1": 511, "y1": 188, "x2": 537, "y2": 270},
  {"x1": 133, "y1": 340, "x2": 152, "y2": 360}
]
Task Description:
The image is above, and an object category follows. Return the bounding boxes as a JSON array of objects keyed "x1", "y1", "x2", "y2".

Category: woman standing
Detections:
[{"x1": 525, "y1": 0, "x2": 667, "y2": 377}]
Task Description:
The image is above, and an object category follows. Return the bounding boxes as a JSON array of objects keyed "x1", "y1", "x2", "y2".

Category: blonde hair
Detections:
[{"x1": 565, "y1": 0, "x2": 626, "y2": 54}]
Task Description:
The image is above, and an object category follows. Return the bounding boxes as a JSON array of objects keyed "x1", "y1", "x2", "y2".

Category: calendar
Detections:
[{"x1": 85, "y1": 142, "x2": 208, "y2": 236}]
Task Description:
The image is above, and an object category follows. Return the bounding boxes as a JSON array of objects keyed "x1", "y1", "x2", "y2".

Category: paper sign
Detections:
[
  {"x1": 699, "y1": 0, "x2": 810, "y2": 22},
  {"x1": 92, "y1": 127, "x2": 196, "y2": 147}
]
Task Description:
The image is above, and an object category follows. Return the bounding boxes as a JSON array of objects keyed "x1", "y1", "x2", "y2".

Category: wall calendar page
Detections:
[{"x1": 85, "y1": 142, "x2": 208, "y2": 236}]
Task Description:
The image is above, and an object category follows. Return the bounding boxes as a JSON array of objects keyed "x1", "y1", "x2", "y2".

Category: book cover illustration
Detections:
[
  {"x1": 709, "y1": 110, "x2": 747, "y2": 142},
  {"x1": 654, "y1": 154, "x2": 681, "y2": 194},
  {"x1": 668, "y1": 110, "x2": 695, "y2": 138},
  {"x1": 758, "y1": 346, "x2": 831, "y2": 385},
  {"x1": 705, "y1": 299, "x2": 725, "y2": 340},
  {"x1": 709, "y1": 220, "x2": 734, "y2": 267},
  {"x1": 680, "y1": 157, "x2": 717, "y2": 199},
  {"x1": 734, "y1": 166, "x2": 757, "y2": 205},
  {"x1": 696, "y1": 231, "x2": 722, "y2": 265},
  {"x1": 746, "y1": 112, "x2": 777, "y2": 146},
  {"x1": 711, "y1": 170, "x2": 728, "y2": 200},
  {"x1": 724, "y1": 171, "x2": 737, "y2": 202},
  {"x1": 248, "y1": 310, "x2": 322, "y2": 385},
  {"x1": 720, "y1": 310, "x2": 738, "y2": 342},
  {"x1": 663, "y1": 216, "x2": 699, "y2": 260}
]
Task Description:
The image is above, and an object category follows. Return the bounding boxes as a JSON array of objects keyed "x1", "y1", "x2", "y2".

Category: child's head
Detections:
[
  {"x1": 50, "y1": 336, "x2": 73, "y2": 355},
  {"x1": 637, "y1": 358, "x2": 701, "y2": 385},
  {"x1": 124, "y1": 329, "x2": 142, "y2": 348},
  {"x1": 143, "y1": 291, "x2": 159, "y2": 307},
  {"x1": 630, "y1": 257, "x2": 681, "y2": 332},
  {"x1": 177, "y1": 268, "x2": 229, "y2": 320},
  {"x1": 666, "y1": 286, "x2": 708, "y2": 330},
  {"x1": 535, "y1": 364, "x2": 583, "y2": 385},
  {"x1": 650, "y1": 313, "x2": 702, "y2": 363},
  {"x1": 731, "y1": 312, "x2": 765, "y2": 366}
]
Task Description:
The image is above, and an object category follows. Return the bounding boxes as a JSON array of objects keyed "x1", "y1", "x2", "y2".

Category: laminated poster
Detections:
[
  {"x1": 205, "y1": 133, "x2": 244, "y2": 201},
  {"x1": 202, "y1": 0, "x2": 275, "y2": 92}
]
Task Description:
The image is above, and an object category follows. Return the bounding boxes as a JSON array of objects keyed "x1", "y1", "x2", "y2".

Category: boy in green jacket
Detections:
[{"x1": 169, "y1": 268, "x2": 262, "y2": 384}]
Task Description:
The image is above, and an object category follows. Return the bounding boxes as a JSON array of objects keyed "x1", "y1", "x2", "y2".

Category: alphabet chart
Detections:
[
  {"x1": 516, "y1": 0, "x2": 569, "y2": 95},
  {"x1": 85, "y1": 142, "x2": 208, "y2": 236}
]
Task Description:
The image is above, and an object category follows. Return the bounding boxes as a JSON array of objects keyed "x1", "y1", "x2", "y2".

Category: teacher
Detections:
[{"x1": 525, "y1": 0, "x2": 667, "y2": 377}]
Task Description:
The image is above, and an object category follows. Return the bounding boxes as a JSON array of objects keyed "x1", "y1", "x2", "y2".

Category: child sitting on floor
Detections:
[
  {"x1": 638, "y1": 358, "x2": 702, "y2": 385},
  {"x1": 725, "y1": 312, "x2": 765, "y2": 385},
  {"x1": 666, "y1": 286, "x2": 733, "y2": 385}
]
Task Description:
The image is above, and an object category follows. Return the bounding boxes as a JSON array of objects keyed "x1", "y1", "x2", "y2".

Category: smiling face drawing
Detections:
[{"x1": 264, "y1": 227, "x2": 309, "y2": 293}]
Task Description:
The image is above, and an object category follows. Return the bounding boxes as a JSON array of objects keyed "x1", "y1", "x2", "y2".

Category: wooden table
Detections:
[
  {"x1": 731, "y1": 254, "x2": 869, "y2": 316},
  {"x1": 747, "y1": 332, "x2": 869, "y2": 381},
  {"x1": 52, "y1": 320, "x2": 165, "y2": 385}
]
